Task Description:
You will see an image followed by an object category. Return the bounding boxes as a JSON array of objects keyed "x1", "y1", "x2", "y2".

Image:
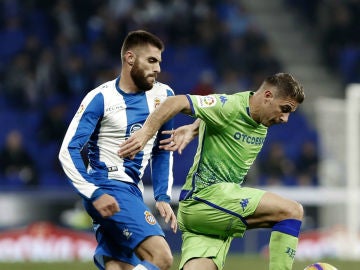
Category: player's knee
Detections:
[
  {"x1": 288, "y1": 200, "x2": 304, "y2": 221},
  {"x1": 277, "y1": 199, "x2": 304, "y2": 222},
  {"x1": 155, "y1": 251, "x2": 173, "y2": 270},
  {"x1": 150, "y1": 247, "x2": 173, "y2": 270},
  {"x1": 163, "y1": 253, "x2": 173, "y2": 270},
  {"x1": 136, "y1": 236, "x2": 173, "y2": 270}
]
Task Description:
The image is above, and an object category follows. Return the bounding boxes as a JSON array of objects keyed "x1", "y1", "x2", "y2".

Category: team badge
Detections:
[
  {"x1": 154, "y1": 97, "x2": 161, "y2": 108},
  {"x1": 144, "y1": 211, "x2": 157, "y2": 225},
  {"x1": 197, "y1": 95, "x2": 217, "y2": 108}
]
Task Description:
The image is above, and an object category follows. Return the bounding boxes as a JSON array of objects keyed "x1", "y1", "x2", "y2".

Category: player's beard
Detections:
[{"x1": 130, "y1": 62, "x2": 155, "y2": 91}]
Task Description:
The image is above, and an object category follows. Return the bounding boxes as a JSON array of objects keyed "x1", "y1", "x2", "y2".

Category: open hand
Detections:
[{"x1": 159, "y1": 122, "x2": 199, "y2": 154}]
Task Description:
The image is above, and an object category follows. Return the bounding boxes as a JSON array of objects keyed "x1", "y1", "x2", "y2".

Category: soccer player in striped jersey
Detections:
[
  {"x1": 119, "y1": 73, "x2": 305, "y2": 270},
  {"x1": 59, "y1": 30, "x2": 177, "y2": 270}
]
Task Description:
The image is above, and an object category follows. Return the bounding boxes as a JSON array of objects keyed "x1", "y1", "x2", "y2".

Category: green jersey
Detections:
[{"x1": 183, "y1": 91, "x2": 268, "y2": 193}]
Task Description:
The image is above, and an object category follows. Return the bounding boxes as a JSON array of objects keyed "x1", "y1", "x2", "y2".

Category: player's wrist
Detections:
[
  {"x1": 90, "y1": 188, "x2": 106, "y2": 202},
  {"x1": 155, "y1": 194, "x2": 171, "y2": 203}
]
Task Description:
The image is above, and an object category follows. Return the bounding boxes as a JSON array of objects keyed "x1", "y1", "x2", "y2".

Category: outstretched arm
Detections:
[
  {"x1": 118, "y1": 95, "x2": 191, "y2": 158},
  {"x1": 159, "y1": 119, "x2": 200, "y2": 154}
]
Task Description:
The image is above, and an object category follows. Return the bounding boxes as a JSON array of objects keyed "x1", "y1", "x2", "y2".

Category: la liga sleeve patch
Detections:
[{"x1": 196, "y1": 95, "x2": 217, "y2": 108}]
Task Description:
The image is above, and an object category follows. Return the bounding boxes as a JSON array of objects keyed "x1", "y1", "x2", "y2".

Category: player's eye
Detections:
[
  {"x1": 148, "y1": 57, "x2": 158, "y2": 63},
  {"x1": 281, "y1": 105, "x2": 292, "y2": 113}
]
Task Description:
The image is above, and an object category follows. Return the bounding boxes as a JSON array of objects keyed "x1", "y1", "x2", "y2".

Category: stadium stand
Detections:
[{"x1": 0, "y1": 0, "x2": 318, "y2": 188}]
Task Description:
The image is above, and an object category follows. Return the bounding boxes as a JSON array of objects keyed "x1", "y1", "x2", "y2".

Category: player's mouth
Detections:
[{"x1": 147, "y1": 74, "x2": 157, "y2": 82}]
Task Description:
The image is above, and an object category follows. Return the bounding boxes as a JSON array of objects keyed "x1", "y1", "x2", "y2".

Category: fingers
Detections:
[
  {"x1": 99, "y1": 203, "x2": 120, "y2": 218},
  {"x1": 161, "y1": 130, "x2": 174, "y2": 135},
  {"x1": 118, "y1": 149, "x2": 137, "y2": 160},
  {"x1": 156, "y1": 202, "x2": 177, "y2": 233},
  {"x1": 170, "y1": 212, "x2": 178, "y2": 233},
  {"x1": 159, "y1": 141, "x2": 178, "y2": 150},
  {"x1": 159, "y1": 140, "x2": 184, "y2": 154},
  {"x1": 159, "y1": 128, "x2": 190, "y2": 155},
  {"x1": 118, "y1": 145, "x2": 138, "y2": 158},
  {"x1": 159, "y1": 137, "x2": 173, "y2": 145},
  {"x1": 118, "y1": 138, "x2": 142, "y2": 159},
  {"x1": 113, "y1": 201, "x2": 120, "y2": 212},
  {"x1": 177, "y1": 142, "x2": 185, "y2": 155},
  {"x1": 93, "y1": 194, "x2": 120, "y2": 218},
  {"x1": 159, "y1": 132, "x2": 180, "y2": 152},
  {"x1": 159, "y1": 131, "x2": 174, "y2": 146}
]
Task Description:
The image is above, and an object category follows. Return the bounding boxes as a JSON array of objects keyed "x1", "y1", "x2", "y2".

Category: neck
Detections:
[
  {"x1": 249, "y1": 92, "x2": 260, "y2": 123},
  {"x1": 119, "y1": 70, "x2": 138, "y2": 94}
]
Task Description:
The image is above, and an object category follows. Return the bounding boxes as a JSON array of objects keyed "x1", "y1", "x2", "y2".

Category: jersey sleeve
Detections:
[
  {"x1": 187, "y1": 94, "x2": 239, "y2": 128},
  {"x1": 150, "y1": 118, "x2": 174, "y2": 203},
  {"x1": 149, "y1": 87, "x2": 175, "y2": 202},
  {"x1": 58, "y1": 91, "x2": 105, "y2": 200}
]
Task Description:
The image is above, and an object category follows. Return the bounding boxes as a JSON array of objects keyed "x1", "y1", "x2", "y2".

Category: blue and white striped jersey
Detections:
[{"x1": 59, "y1": 77, "x2": 174, "y2": 202}]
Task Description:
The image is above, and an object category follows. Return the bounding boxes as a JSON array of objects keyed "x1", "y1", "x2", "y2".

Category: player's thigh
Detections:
[
  {"x1": 100, "y1": 201, "x2": 164, "y2": 251},
  {"x1": 246, "y1": 191, "x2": 303, "y2": 228},
  {"x1": 84, "y1": 182, "x2": 165, "y2": 263},
  {"x1": 180, "y1": 230, "x2": 231, "y2": 270},
  {"x1": 178, "y1": 183, "x2": 265, "y2": 238},
  {"x1": 135, "y1": 235, "x2": 172, "y2": 262}
]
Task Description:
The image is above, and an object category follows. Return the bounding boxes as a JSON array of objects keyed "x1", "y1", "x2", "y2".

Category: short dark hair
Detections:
[
  {"x1": 121, "y1": 30, "x2": 164, "y2": 60},
  {"x1": 265, "y1": 73, "x2": 305, "y2": 104}
]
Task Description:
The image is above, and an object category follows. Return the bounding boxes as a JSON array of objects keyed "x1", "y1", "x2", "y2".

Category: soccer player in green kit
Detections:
[{"x1": 119, "y1": 73, "x2": 305, "y2": 270}]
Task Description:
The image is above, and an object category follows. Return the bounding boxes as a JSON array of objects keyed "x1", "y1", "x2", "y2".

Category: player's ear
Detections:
[
  {"x1": 263, "y1": 89, "x2": 274, "y2": 105},
  {"x1": 264, "y1": 89, "x2": 273, "y2": 98},
  {"x1": 125, "y1": 51, "x2": 135, "y2": 66}
]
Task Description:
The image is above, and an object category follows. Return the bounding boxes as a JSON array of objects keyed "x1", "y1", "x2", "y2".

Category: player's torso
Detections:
[
  {"x1": 88, "y1": 79, "x2": 172, "y2": 179},
  {"x1": 184, "y1": 92, "x2": 267, "y2": 191}
]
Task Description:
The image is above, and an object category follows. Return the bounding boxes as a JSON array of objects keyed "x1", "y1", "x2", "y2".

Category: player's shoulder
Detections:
[
  {"x1": 205, "y1": 91, "x2": 250, "y2": 109},
  {"x1": 227, "y1": 91, "x2": 251, "y2": 98},
  {"x1": 77, "y1": 79, "x2": 115, "y2": 107},
  {"x1": 152, "y1": 81, "x2": 175, "y2": 96},
  {"x1": 228, "y1": 91, "x2": 252, "y2": 104},
  {"x1": 85, "y1": 78, "x2": 117, "y2": 98},
  {"x1": 93, "y1": 78, "x2": 117, "y2": 93}
]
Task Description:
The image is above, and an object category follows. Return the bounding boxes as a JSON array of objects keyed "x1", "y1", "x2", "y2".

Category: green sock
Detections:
[{"x1": 269, "y1": 231, "x2": 299, "y2": 270}]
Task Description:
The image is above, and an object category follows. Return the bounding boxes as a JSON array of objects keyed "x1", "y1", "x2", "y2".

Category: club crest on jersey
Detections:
[
  {"x1": 130, "y1": 123, "x2": 142, "y2": 134},
  {"x1": 144, "y1": 211, "x2": 157, "y2": 225},
  {"x1": 154, "y1": 97, "x2": 161, "y2": 108},
  {"x1": 197, "y1": 95, "x2": 217, "y2": 108}
]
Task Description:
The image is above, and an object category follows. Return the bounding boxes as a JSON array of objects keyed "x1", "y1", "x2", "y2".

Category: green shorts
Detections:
[{"x1": 177, "y1": 183, "x2": 266, "y2": 270}]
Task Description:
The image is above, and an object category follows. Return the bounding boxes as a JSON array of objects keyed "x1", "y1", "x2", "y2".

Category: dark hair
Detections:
[
  {"x1": 121, "y1": 30, "x2": 164, "y2": 60},
  {"x1": 265, "y1": 73, "x2": 305, "y2": 104}
]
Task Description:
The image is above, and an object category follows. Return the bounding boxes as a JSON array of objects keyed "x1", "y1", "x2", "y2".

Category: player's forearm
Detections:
[{"x1": 143, "y1": 95, "x2": 190, "y2": 139}]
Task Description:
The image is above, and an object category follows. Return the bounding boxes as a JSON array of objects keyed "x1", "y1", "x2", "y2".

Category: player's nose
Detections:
[
  {"x1": 280, "y1": 113, "x2": 289, "y2": 123},
  {"x1": 153, "y1": 62, "x2": 161, "y2": 73}
]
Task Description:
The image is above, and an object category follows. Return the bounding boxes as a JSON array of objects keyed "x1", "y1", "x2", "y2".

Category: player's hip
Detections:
[{"x1": 178, "y1": 183, "x2": 266, "y2": 238}]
